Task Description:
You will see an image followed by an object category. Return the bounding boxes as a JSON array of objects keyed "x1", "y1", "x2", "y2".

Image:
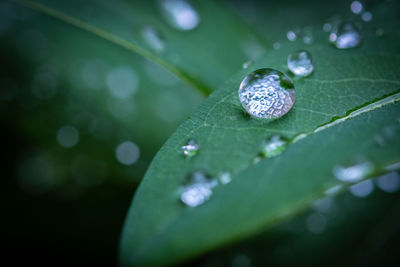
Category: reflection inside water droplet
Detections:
[
  {"x1": 180, "y1": 171, "x2": 217, "y2": 207},
  {"x1": 238, "y1": 68, "x2": 295, "y2": 119},
  {"x1": 287, "y1": 50, "x2": 314, "y2": 77},
  {"x1": 181, "y1": 139, "x2": 199, "y2": 157},
  {"x1": 333, "y1": 161, "x2": 374, "y2": 183}
]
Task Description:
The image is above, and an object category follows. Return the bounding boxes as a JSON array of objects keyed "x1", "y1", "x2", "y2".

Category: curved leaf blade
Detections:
[{"x1": 120, "y1": 15, "x2": 400, "y2": 266}]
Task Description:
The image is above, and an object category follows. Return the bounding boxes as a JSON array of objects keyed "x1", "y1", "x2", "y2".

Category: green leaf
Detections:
[
  {"x1": 120, "y1": 6, "x2": 400, "y2": 266},
  {"x1": 13, "y1": 0, "x2": 268, "y2": 96}
]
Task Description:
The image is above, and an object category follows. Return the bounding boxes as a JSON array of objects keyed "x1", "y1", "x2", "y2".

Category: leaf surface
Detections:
[{"x1": 120, "y1": 8, "x2": 400, "y2": 266}]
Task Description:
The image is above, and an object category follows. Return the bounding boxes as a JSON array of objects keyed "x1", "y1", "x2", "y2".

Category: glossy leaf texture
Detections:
[{"x1": 120, "y1": 3, "x2": 400, "y2": 266}]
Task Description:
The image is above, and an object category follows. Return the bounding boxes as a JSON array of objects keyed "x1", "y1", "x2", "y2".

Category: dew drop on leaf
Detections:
[
  {"x1": 238, "y1": 68, "x2": 295, "y2": 119},
  {"x1": 218, "y1": 171, "x2": 232, "y2": 185},
  {"x1": 181, "y1": 139, "x2": 199, "y2": 157},
  {"x1": 261, "y1": 135, "x2": 288, "y2": 158},
  {"x1": 333, "y1": 161, "x2": 374, "y2": 183},
  {"x1": 286, "y1": 30, "x2": 297, "y2": 41},
  {"x1": 287, "y1": 50, "x2": 314, "y2": 77},
  {"x1": 180, "y1": 171, "x2": 217, "y2": 207},
  {"x1": 242, "y1": 60, "x2": 252, "y2": 69},
  {"x1": 330, "y1": 22, "x2": 362, "y2": 49}
]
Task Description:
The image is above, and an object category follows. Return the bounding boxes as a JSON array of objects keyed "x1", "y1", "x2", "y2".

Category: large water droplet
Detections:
[
  {"x1": 180, "y1": 171, "x2": 217, "y2": 207},
  {"x1": 333, "y1": 161, "x2": 374, "y2": 183},
  {"x1": 181, "y1": 139, "x2": 199, "y2": 157},
  {"x1": 330, "y1": 22, "x2": 362, "y2": 49},
  {"x1": 261, "y1": 135, "x2": 288, "y2": 158},
  {"x1": 238, "y1": 68, "x2": 295, "y2": 119},
  {"x1": 159, "y1": 0, "x2": 200, "y2": 31},
  {"x1": 141, "y1": 26, "x2": 165, "y2": 52},
  {"x1": 287, "y1": 50, "x2": 314, "y2": 77}
]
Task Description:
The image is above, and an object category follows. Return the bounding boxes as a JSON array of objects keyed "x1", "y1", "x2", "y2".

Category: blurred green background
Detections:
[{"x1": 1, "y1": 0, "x2": 399, "y2": 266}]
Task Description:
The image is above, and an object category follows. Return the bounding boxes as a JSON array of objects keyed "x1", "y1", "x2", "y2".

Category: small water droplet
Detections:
[
  {"x1": 349, "y1": 179, "x2": 374, "y2": 198},
  {"x1": 181, "y1": 139, "x2": 199, "y2": 157},
  {"x1": 218, "y1": 171, "x2": 232, "y2": 185},
  {"x1": 330, "y1": 22, "x2": 362, "y2": 49},
  {"x1": 238, "y1": 68, "x2": 295, "y2": 119},
  {"x1": 287, "y1": 50, "x2": 314, "y2": 77},
  {"x1": 376, "y1": 172, "x2": 400, "y2": 193},
  {"x1": 261, "y1": 135, "x2": 288, "y2": 158},
  {"x1": 350, "y1": 1, "x2": 363, "y2": 15},
  {"x1": 361, "y1": 11, "x2": 372, "y2": 22},
  {"x1": 273, "y1": 42, "x2": 281, "y2": 50},
  {"x1": 375, "y1": 28, "x2": 385, "y2": 37},
  {"x1": 180, "y1": 171, "x2": 216, "y2": 207},
  {"x1": 286, "y1": 30, "x2": 297, "y2": 41},
  {"x1": 333, "y1": 161, "x2": 374, "y2": 183},
  {"x1": 242, "y1": 60, "x2": 252, "y2": 69},
  {"x1": 159, "y1": 0, "x2": 200, "y2": 31},
  {"x1": 302, "y1": 27, "x2": 313, "y2": 44},
  {"x1": 141, "y1": 25, "x2": 165, "y2": 52}
]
